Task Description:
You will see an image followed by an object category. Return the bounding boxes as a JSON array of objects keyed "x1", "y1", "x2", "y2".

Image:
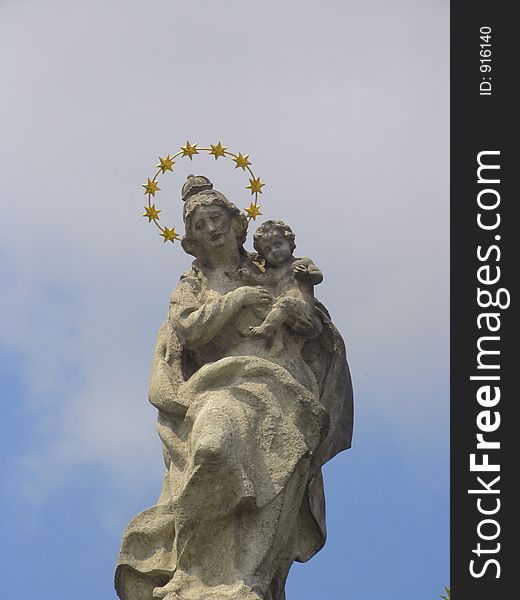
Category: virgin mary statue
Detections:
[{"x1": 115, "y1": 175, "x2": 353, "y2": 600}]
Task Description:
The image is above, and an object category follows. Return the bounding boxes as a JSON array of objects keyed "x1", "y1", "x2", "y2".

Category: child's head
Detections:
[{"x1": 253, "y1": 220, "x2": 296, "y2": 266}]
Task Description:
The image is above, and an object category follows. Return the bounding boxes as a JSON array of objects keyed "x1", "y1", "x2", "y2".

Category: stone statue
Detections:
[{"x1": 115, "y1": 175, "x2": 353, "y2": 600}]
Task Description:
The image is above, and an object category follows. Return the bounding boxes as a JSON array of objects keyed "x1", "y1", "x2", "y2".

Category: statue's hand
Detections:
[
  {"x1": 235, "y1": 286, "x2": 273, "y2": 308},
  {"x1": 292, "y1": 260, "x2": 310, "y2": 279}
]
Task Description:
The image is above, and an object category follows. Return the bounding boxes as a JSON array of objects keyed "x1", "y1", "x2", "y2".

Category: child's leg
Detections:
[{"x1": 250, "y1": 295, "x2": 305, "y2": 337}]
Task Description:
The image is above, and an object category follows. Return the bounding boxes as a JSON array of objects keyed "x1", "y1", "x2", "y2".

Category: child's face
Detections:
[{"x1": 259, "y1": 233, "x2": 293, "y2": 266}]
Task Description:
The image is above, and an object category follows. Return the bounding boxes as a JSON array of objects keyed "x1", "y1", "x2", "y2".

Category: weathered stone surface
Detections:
[{"x1": 115, "y1": 175, "x2": 353, "y2": 600}]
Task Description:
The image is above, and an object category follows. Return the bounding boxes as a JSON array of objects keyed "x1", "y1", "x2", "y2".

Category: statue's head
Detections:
[
  {"x1": 181, "y1": 175, "x2": 248, "y2": 258},
  {"x1": 253, "y1": 220, "x2": 296, "y2": 266}
]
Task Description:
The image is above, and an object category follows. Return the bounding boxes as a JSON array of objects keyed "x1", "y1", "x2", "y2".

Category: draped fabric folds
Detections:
[{"x1": 115, "y1": 271, "x2": 353, "y2": 600}]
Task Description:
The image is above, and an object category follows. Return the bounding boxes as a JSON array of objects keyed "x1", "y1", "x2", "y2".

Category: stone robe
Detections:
[{"x1": 115, "y1": 260, "x2": 353, "y2": 600}]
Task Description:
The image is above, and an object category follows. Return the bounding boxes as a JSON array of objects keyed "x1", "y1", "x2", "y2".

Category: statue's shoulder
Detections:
[{"x1": 170, "y1": 264, "x2": 205, "y2": 303}]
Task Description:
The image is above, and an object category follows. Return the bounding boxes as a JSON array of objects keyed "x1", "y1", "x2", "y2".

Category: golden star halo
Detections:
[
  {"x1": 245, "y1": 202, "x2": 262, "y2": 220},
  {"x1": 157, "y1": 155, "x2": 175, "y2": 173},
  {"x1": 142, "y1": 178, "x2": 160, "y2": 197},
  {"x1": 141, "y1": 142, "x2": 268, "y2": 248},
  {"x1": 143, "y1": 204, "x2": 161, "y2": 222},
  {"x1": 180, "y1": 141, "x2": 199, "y2": 160},
  {"x1": 160, "y1": 226, "x2": 181, "y2": 243},
  {"x1": 233, "y1": 153, "x2": 251, "y2": 170},
  {"x1": 246, "y1": 176, "x2": 265, "y2": 195},
  {"x1": 209, "y1": 142, "x2": 227, "y2": 159}
]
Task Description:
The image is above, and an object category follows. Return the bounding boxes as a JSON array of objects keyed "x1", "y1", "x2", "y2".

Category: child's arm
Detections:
[
  {"x1": 293, "y1": 258, "x2": 323, "y2": 285},
  {"x1": 307, "y1": 260, "x2": 323, "y2": 285}
]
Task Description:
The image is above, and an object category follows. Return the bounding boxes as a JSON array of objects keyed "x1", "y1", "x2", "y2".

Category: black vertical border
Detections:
[{"x1": 451, "y1": 2, "x2": 516, "y2": 598}]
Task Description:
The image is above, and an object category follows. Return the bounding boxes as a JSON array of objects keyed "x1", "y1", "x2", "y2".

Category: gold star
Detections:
[
  {"x1": 209, "y1": 142, "x2": 227, "y2": 160},
  {"x1": 142, "y1": 178, "x2": 160, "y2": 197},
  {"x1": 181, "y1": 141, "x2": 199, "y2": 160},
  {"x1": 233, "y1": 153, "x2": 251, "y2": 170},
  {"x1": 246, "y1": 176, "x2": 265, "y2": 195},
  {"x1": 245, "y1": 202, "x2": 262, "y2": 220},
  {"x1": 160, "y1": 226, "x2": 181, "y2": 243},
  {"x1": 143, "y1": 204, "x2": 161, "y2": 222},
  {"x1": 157, "y1": 155, "x2": 175, "y2": 173}
]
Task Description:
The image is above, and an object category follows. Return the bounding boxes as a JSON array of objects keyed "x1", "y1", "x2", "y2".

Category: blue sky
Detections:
[{"x1": 0, "y1": 1, "x2": 449, "y2": 598}]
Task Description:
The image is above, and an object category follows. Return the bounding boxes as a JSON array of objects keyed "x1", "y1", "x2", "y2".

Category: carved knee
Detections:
[{"x1": 193, "y1": 436, "x2": 226, "y2": 466}]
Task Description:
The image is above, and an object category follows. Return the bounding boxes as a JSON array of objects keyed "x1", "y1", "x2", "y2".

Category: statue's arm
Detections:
[
  {"x1": 169, "y1": 280, "x2": 271, "y2": 349},
  {"x1": 293, "y1": 257, "x2": 323, "y2": 285},
  {"x1": 307, "y1": 260, "x2": 323, "y2": 285}
]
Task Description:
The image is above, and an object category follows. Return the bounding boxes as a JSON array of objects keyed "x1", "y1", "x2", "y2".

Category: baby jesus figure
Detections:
[{"x1": 240, "y1": 219, "x2": 323, "y2": 341}]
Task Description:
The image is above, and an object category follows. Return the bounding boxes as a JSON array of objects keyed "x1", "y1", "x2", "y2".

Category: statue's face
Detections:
[
  {"x1": 259, "y1": 233, "x2": 293, "y2": 266},
  {"x1": 191, "y1": 204, "x2": 233, "y2": 252}
]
